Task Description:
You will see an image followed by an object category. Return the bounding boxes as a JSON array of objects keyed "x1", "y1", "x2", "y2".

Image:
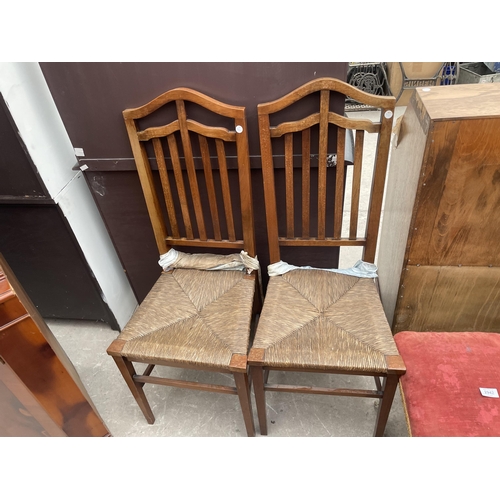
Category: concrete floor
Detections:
[
  {"x1": 48, "y1": 317, "x2": 409, "y2": 437},
  {"x1": 48, "y1": 106, "x2": 409, "y2": 438}
]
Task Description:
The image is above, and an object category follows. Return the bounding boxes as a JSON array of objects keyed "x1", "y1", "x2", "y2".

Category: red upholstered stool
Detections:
[{"x1": 394, "y1": 331, "x2": 500, "y2": 437}]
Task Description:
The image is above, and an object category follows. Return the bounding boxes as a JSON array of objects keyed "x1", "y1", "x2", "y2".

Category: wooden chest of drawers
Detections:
[{"x1": 378, "y1": 83, "x2": 500, "y2": 333}]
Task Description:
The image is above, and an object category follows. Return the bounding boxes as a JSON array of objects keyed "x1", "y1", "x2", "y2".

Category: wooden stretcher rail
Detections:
[
  {"x1": 278, "y1": 237, "x2": 367, "y2": 247},
  {"x1": 134, "y1": 374, "x2": 238, "y2": 395},
  {"x1": 165, "y1": 237, "x2": 245, "y2": 249},
  {"x1": 265, "y1": 384, "x2": 382, "y2": 398}
]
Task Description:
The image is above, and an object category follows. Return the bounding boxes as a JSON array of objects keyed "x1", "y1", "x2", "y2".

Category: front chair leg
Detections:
[
  {"x1": 234, "y1": 372, "x2": 255, "y2": 437},
  {"x1": 250, "y1": 365, "x2": 268, "y2": 435},
  {"x1": 112, "y1": 355, "x2": 155, "y2": 424},
  {"x1": 374, "y1": 374, "x2": 399, "y2": 437}
]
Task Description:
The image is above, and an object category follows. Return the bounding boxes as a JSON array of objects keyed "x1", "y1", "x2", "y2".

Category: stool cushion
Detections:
[{"x1": 395, "y1": 331, "x2": 500, "y2": 437}]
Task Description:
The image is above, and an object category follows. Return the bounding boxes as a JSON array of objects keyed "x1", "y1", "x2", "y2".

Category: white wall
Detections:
[{"x1": 0, "y1": 62, "x2": 137, "y2": 329}]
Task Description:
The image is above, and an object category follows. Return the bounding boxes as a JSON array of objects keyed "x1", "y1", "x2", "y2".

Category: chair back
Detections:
[
  {"x1": 123, "y1": 88, "x2": 256, "y2": 256},
  {"x1": 257, "y1": 77, "x2": 395, "y2": 264}
]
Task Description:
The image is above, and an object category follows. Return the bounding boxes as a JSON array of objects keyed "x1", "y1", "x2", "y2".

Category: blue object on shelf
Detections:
[{"x1": 485, "y1": 62, "x2": 500, "y2": 73}]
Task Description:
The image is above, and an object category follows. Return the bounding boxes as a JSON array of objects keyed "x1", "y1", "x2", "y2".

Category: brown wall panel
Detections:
[
  {"x1": 0, "y1": 95, "x2": 48, "y2": 199},
  {"x1": 40, "y1": 62, "x2": 347, "y2": 162},
  {"x1": 0, "y1": 204, "x2": 118, "y2": 326},
  {"x1": 40, "y1": 63, "x2": 348, "y2": 302}
]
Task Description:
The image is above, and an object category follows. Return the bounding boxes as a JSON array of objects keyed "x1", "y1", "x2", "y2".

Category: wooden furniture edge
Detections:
[
  {"x1": 385, "y1": 355, "x2": 406, "y2": 374},
  {"x1": 107, "y1": 339, "x2": 126, "y2": 356},
  {"x1": 229, "y1": 353, "x2": 248, "y2": 373},
  {"x1": 123, "y1": 87, "x2": 245, "y2": 120},
  {"x1": 258, "y1": 77, "x2": 396, "y2": 115},
  {"x1": 248, "y1": 347, "x2": 265, "y2": 365}
]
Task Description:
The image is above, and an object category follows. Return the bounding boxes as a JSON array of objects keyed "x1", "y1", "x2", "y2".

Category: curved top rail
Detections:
[
  {"x1": 269, "y1": 111, "x2": 380, "y2": 138},
  {"x1": 257, "y1": 77, "x2": 396, "y2": 115},
  {"x1": 123, "y1": 87, "x2": 245, "y2": 120}
]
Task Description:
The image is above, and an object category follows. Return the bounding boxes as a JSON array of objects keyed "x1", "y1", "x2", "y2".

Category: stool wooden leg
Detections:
[
  {"x1": 250, "y1": 365, "x2": 268, "y2": 435},
  {"x1": 374, "y1": 374, "x2": 399, "y2": 437},
  {"x1": 234, "y1": 372, "x2": 255, "y2": 437},
  {"x1": 112, "y1": 355, "x2": 155, "y2": 424}
]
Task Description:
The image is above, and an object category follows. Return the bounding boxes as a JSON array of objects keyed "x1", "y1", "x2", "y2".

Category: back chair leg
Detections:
[
  {"x1": 373, "y1": 374, "x2": 399, "y2": 437},
  {"x1": 112, "y1": 355, "x2": 155, "y2": 424},
  {"x1": 234, "y1": 372, "x2": 256, "y2": 437},
  {"x1": 250, "y1": 365, "x2": 268, "y2": 435}
]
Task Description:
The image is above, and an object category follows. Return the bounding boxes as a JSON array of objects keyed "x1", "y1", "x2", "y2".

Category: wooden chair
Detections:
[
  {"x1": 248, "y1": 77, "x2": 406, "y2": 436},
  {"x1": 107, "y1": 88, "x2": 259, "y2": 436}
]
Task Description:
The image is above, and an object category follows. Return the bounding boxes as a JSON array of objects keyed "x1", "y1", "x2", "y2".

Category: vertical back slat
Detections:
[
  {"x1": 124, "y1": 118, "x2": 168, "y2": 254},
  {"x1": 285, "y1": 133, "x2": 294, "y2": 238},
  {"x1": 235, "y1": 116, "x2": 256, "y2": 256},
  {"x1": 198, "y1": 135, "x2": 222, "y2": 240},
  {"x1": 215, "y1": 139, "x2": 236, "y2": 242},
  {"x1": 349, "y1": 129, "x2": 364, "y2": 240},
  {"x1": 301, "y1": 129, "x2": 311, "y2": 238},
  {"x1": 167, "y1": 133, "x2": 194, "y2": 239},
  {"x1": 176, "y1": 100, "x2": 207, "y2": 241},
  {"x1": 317, "y1": 90, "x2": 330, "y2": 240},
  {"x1": 153, "y1": 138, "x2": 180, "y2": 239},
  {"x1": 258, "y1": 111, "x2": 280, "y2": 263},
  {"x1": 333, "y1": 127, "x2": 346, "y2": 239},
  {"x1": 364, "y1": 108, "x2": 394, "y2": 262}
]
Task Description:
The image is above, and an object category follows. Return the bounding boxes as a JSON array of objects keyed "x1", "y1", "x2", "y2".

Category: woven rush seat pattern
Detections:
[
  {"x1": 253, "y1": 270, "x2": 399, "y2": 372},
  {"x1": 117, "y1": 269, "x2": 254, "y2": 370}
]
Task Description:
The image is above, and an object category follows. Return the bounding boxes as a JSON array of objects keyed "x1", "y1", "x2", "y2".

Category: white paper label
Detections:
[
  {"x1": 74, "y1": 147, "x2": 85, "y2": 157},
  {"x1": 479, "y1": 388, "x2": 499, "y2": 398},
  {"x1": 79, "y1": 164, "x2": 89, "y2": 171}
]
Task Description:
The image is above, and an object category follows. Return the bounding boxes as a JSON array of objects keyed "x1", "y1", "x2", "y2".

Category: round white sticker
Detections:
[
  {"x1": 236, "y1": 125, "x2": 243, "y2": 133},
  {"x1": 384, "y1": 110, "x2": 393, "y2": 119}
]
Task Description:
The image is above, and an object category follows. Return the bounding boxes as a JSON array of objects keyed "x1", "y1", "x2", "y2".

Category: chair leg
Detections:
[
  {"x1": 250, "y1": 365, "x2": 268, "y2": 435},
  {"x1": 234, "y1": 372, "x2": 255, "y2": 437},
  {"x1": 373, "y1": 374, "x2": 399, "y2": 437},
  {"x1": 112, "y1": 355, "x2": 155, "y2": 424}
]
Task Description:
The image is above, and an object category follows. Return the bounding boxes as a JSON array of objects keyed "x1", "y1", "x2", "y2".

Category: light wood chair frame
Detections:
[
  {"x1": 107, "y1": 88, "x2": 259, "y2": 436},
  {"x1": 248, "y1": 77, "x2": 406, "y2": 436}
]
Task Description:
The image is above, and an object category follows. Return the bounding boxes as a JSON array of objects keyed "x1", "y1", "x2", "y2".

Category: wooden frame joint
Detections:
[
  {"x1": 385, "y1": 355, "x2": 406, "y2": 374},
  {"x1": 229, "y1": 353, "x2": 248, "y2": 372},
  {"x1": 248, "y1": 348, "x2": 265, "y2": 365},
  {"x1": 107, "y1": 339, "x2": 126, "y2": 356}
]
